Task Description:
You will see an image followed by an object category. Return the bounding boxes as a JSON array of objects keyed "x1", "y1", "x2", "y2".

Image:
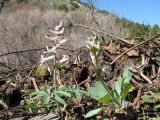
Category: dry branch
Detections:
[
  {"x1": 111, "y1": 34, "x2": 160, "y2": 65},
  {"x1": 74, "y1": 24, "x2": 131, "y2": 44},
  {"x1": 0, "y1": 48, "x2": 45, "y2": 58}
]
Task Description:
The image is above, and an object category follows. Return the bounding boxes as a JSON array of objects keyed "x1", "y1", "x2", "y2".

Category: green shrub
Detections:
[
  {"x1": 81, "y1": 2, "x2": 91, "y2": 8},
  {"x1": 70, "y1": 0, "x2": 80, "y2": 3},
  {"x1": 70, "y1": 1, "x2": 79, "y2": 10},
  {"x1": 24, "y1": 84, "x2": 85, "y2": 109},
  {"x1": 116, "y1": 17, "x2": 160, "y2": 37},
  {"x1": 58, "y1": 4, "x2": 68, "y2": 12},
  {"x1": 36, "y1": 64, "x2": 49, "y2": 80},
  {"x1": 97, "y1": 10, "x2": 109, "y2": 15}
]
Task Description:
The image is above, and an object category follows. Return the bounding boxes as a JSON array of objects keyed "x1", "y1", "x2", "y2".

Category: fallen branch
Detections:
[
  {"x1": 129, "y1": 55, "x2": 153, "y2": 84},
  {"x1": 132, "y1": 85, "x2": 143, "y2": 109},
  {"x1": 0, "y1": 48, "x2": 45, "y2": 58},
  {"x1": 0, "y1": 47, "x2": 74, "y2": 58},
  {"x1": 110, "y1": 34, "x2": 160, "y2": 65},
  {"x1": 140, "y1": 71, "x2": 152, "y2": 84},
  {"x1": 74, "y1": 24, "x2": 132, "y2": 45}
]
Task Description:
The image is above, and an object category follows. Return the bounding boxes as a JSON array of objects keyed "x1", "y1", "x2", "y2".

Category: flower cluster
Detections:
[
  {"x1": 86, "y1": 36, "x2": 101, "y2": 54},
  {"x1": 40, "y1": 20, "x2": 69, "y2": 66},
  {"x1": 86, "y1": 35, "x2": 101, "y2": 68}
]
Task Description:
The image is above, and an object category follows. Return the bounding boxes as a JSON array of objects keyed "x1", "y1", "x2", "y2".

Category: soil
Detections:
[{"x1": 0, "y1": 35, "x2": 160, "y2": 120}]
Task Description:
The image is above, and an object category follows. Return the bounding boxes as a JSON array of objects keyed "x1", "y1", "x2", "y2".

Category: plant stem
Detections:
[
  {"x1": 95, "y1": 54, "x2": 121, "y2": 107},
  {"x1": 53, "y1": 57, "x2": 56, "y2": 89},
  {"x1": 99, "y1": 79, "x2": 121, "y2": 108},
  {"x1": 57, "y1": 103, "x2": 63, "y2": 119}
]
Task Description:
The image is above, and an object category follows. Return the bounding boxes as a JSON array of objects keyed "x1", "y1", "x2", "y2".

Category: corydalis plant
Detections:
[
  {"x1": 85, "y1": 36, "x2": 132, "y2": 118},
  {"x1": 86, "y1": 35, "x2": 101, "y2": 68},
  {"x1": 40, "y1": 20, "x2": 69, "y2": 66},
  {"x1": 24, "y1": 84, "x2": 85, "y2": 109}
]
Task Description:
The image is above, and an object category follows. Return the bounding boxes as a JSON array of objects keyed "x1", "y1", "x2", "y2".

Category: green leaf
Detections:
[
  {"x1": 30, "y1": 91, "x2": 47, "y2": 97},
  {"x1": 30, "y1": 91, "x2": 48, "y2": 99},
  {"x1": 84, "y1": 108, "x2": 102, "y2": 118},
  {"x1": 114, "y1": 77, "x2": 123, "y2": 96},
  {"x1": 120, "y1": 100, "x2": 125, "y2": 109},
  {"x1": 55, "y1": 94, "x2": 66, "y2": 105},
  {"x1": 99, "y1": 94, "x2": 110, "y2": 104},
  {"x1": 154, "y1": 104, "x2": 160, "y2": 109},
  {"x1": 153, "y1": 92, "x2": 160, "y2": 97},
  {"x1": 24, "y1": 90, "x2": 35, "y2": 96},
  {"x1": 58, "y1": 84, "x2": 65, "y2": 90},
  {"x1": 91, "y1": 47, "x2": 100, "y2": 55},
  {"x1": 88, "y1": 81, "x2": 108, "y2": 100},
  {"x1": 123, "y1": 68, "x2": 132, "y2": 83},
  {"x1": 96, "y1": 69, "x2": 105, "y2": 80},
  {"x1": 24, "y1": 103, "x2": 38, "y2": 109},
  {"x1": 121, "y1": 83, "x2": 132, "y2": 99},
  {"x1": 43, "y1": 95, "x2": 51, "y2": 104},
  {"x1": 102, "y1": 117, "x2": 109, "y2": 120},
  {"x1": 50, "y1": 90, "x2": 56, "y2": 97},
  {"x1": 46, "y1": 102, "x2": 54, "y2": 108},
  {"x1": 141, "y1": 95, "x2": 155, "y2": 103},
  {"x1": 46, "y1": 87, "x2": 52, "y2": 95},
  {"x1": 149, "y1": 117, "x2": 160, "y2": 120},
  {"x1": 56, "y1": 91, "x2": 72, "y2": 97}
]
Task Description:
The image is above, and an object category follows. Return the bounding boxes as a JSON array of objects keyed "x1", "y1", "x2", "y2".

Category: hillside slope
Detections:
[{"x1": 0, "y1": 0, "x2": 129, "y2": 68}]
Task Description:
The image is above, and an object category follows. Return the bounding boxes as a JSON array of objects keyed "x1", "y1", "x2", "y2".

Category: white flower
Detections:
[
  {"x1": 49, "y1": 28, "x2": 65, "y2": 35},
  {"x1": 59, "y1": 38, "x2": 68, "y2": 44},
  {"x1": 41, "y1": 55, "x2": 45, "y2": 59},
  {"x1": 47, "y1": 67, "x2": 52, "y2": 75},
  {"x1": 45, "y1": 35, "x2": 62, "y2": 42},
  {"x1": 49, "y1": 46, "x2": 56, "y2": 53},
  {"x1": 86, "y1": 40, "x2": 94, "y2": 49},
  {"x1": 44, "y1": 35, "x2": 50, "y2": 39},
  {"x1": 86, "y1": 44, "x2": 91, "y2": 49},
  {"x1": 55, "y1": 20, "x2": 63, "y2": 31},
  {"x1": 44, "y1": 45, "x2": 56, "y2": 54},
  {"x1": 47, "y1": 46, "x2": 57, "y2": 53},
  {"x1": 40, "y1": 55, "x2": 55, "y2": 65},
  {"x1": 40, "y1": 20, "x2": 68, "y2": 66},
  {"x1": 86, "y1": 36, "x2": 101, "y2": 57},
  {"x1": 59, "y1": 55, "x2": 69, "y2": 63},
  {"x1": 90, "y1": 52, "x2": 96, "y2": 67},
  {"x1": 86, "y1": 39, "x2": 100, "y2": 50},
  {"x1": 43, "y1": 46, "x2": 50, "y2": 53},
  {"x1": 44, "y1": 44, "x2": 62, "y2": 54}
]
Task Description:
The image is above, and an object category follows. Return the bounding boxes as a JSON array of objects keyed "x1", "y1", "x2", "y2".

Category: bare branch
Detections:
[
  {"x1": 74, "y1": 24, "x2": 131, "y2": 44},
  {"x1": 110, "y1": 33, "x2": 160, "y2": 65}
]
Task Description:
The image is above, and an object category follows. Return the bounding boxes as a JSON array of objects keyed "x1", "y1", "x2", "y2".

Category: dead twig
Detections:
[
  {"x1": 129, "y1": 55, "x2": 153, "y2": 84},
  {"x1": 111, "y1": 34, "x2": 160, "y2": 65},
  {"x1": 132, "y1": 85, "x2": 143, "y2": 109},
  {"x1": 156, "y1": 66, "x2": 160, "y2": 80},
  {"x1": 79, "y1": 76, "x2": 91, "y2": 86},
  {"x1": 140, "y1": 70, "x2": 152, "y2": 84},
  {"x1": 0, "y1": 48, "x2": 45, "y2": 58}
]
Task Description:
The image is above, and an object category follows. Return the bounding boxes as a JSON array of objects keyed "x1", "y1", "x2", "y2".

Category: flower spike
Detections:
[
  {"x1": 59, "y1": 55, "x2": 69, "y2": 63},
  {"x1": 49, "y1": 28, "x2": 65, "y2": 35},
  {"x1": 55, "y1": 20, "x2": 63, "y2": 31}
]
